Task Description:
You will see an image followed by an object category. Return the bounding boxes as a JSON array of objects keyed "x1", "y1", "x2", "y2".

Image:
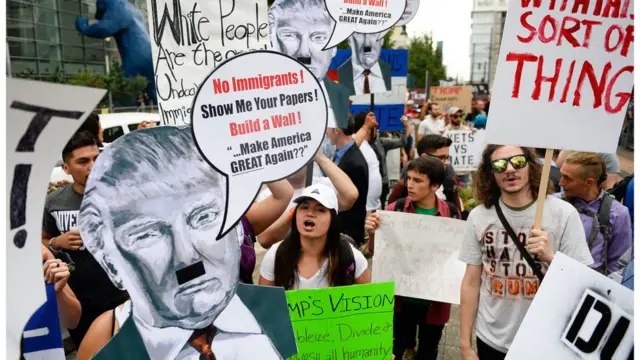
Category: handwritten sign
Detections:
[
  {"x1": 429, "y1": 86, "x2": 473, "y2": 114},
  {"x1": 507, "y1": 253, "x2": 634, "y2": 360},
  {"x1": 372, "y1": 211, "x2": 466, "y2": 304},
  {"x1": 486, "y1": 0, "x2": 634, "y2": 153},
  {"x1": 443, "y1": 129, "x2": 486, "y2": 172},
  {"x1": 146, "y1": 0, "x2": 270, "y2": 125},
  {"x1": 7, "y1": 79, "x2": 105, "y2": 360},
  {"x1": 285, "y1": 282, "x2": 394, "y2": 360}
]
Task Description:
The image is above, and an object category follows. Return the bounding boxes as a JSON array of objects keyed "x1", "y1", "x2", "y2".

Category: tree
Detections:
[
  {"x1": 407, "y1": 34, "x2": 447, "y2": 90},
  {"x1": 103, "y1": 61, "x2": 148, "y2": 106}
]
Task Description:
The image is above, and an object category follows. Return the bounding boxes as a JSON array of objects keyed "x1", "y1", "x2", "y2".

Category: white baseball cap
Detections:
[{"x1": 293, "y1": 183, "x2": 338, "y2": 211}]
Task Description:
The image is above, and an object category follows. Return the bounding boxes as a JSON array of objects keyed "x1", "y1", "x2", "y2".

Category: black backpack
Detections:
[
  {"x1": 562, "y1": 194, "x2": 614, "y2": 274},
  {"x1": 607, "y1": 174, "x2": 634, "y2": 203},
  {"x1": 394, "y1": 197, "x2": 460, "y2": 220},
  {"x1": 337, "y1": 234, "x2": 357, "y2": 286}
]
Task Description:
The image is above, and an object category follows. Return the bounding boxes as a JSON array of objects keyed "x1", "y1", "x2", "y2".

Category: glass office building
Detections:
[{"x1": 6, "y1": 0, "x2": 148, "y2": 79}]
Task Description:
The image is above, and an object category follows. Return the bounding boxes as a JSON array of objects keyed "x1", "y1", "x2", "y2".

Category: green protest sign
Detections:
[{"x1": 285, "y1": 282, "x2": 394, "y2": 360}]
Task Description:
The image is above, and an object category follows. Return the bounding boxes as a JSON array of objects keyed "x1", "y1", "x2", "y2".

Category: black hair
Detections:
[
  {"x1": 416, "y1": 134, "x2": 452, "y2": 156},
  {"x1": 77, "y1": 113, "x2": 103, "y2": 147},
  {"x1": 341, "y1": 112, "x2": 357, "y2": 136},
  {"x1": 273, "y1": 205, "x2": 346, "y2": 290},
  {"x1": 62, "y1": 131, "x2": 98, "y2": 162},
  {"x1": 407, "y1": 156, "x2": 445, "y2": 187},
  {"x1": 427, "y1": 102, "x2": 438, "y2": 112}
]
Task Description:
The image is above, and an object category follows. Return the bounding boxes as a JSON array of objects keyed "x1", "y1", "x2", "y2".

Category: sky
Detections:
[{"x1": 407, "y1": 0, "x2": 473, "y2": 81}]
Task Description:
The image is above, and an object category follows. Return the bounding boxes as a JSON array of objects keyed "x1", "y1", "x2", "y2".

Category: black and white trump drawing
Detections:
[
  {"x1": 78, "y1": 126, "x2": 296, "y2": 360},
  {"x1": 268, "y1": 0, "x2": 350, "y2": 129},
  {"x1": 338, "y1": 31, "x2": 392, "y2": 96}
]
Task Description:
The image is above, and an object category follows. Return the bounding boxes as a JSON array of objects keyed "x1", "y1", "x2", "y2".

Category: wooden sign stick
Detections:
[{"x1": 533, "y1": 148, "x2": 554, "y2": 230}]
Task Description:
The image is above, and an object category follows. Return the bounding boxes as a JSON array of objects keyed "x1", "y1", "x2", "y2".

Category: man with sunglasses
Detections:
[
  {"x1": 442, "y1": 107, "x2": 477, "y2": 133},
  {"x1": 459, "y1": 145, "x2": 592, "y2": 360}
]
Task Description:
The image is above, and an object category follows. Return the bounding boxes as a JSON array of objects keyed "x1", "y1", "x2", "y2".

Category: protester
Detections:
[
  {"x1": 256, "y1": 151, "x2": 359, "y2": 248},
  {"x1": 259, "y1": 183, "x2": 371, "y2": 289},
  {"x1": 326, "y1": 114, "x2": 369, "y2": 246},
  {"x1": 559, "y1": 152, "x2": 632, "y2": 275},
  {"x1": 352, "y1": 111, "x2": 383, "y2": 211},
  {"x1": 41, "y1": 131, "x2": 128, "y2": 347},
  {"x1": 465, "y1": 100, "x2": 486, "y2": 125},
  {"x1": 390, "y1": 135, "x2": 462, "y2": 210},
  {"x1": 417, "y1": 102, "x2": 445, "y2": 141},
  {"x1": 77, "y1": 113, "x2": 104, "y2": 147},
  {"x1": 366, "y1": 157, "x2": 460, "y2": 360},
  {"x1": 352, "y1": 113, "x2": 411, "y2": 208},
  {"x1": 557, "y1": 150, "x2": 623, "y2": 190},
  {"x1": 473, "y1": 114, "x2": 487, "y2": 130},
  {"x1": 42, "y1": 245, "x2": 82, "y2": 330},
  {"x1": 443, "y1": 107, "x2": 476, "y2": 132},
  {"x1": 459, "y1": 145, "x2": 592, "y2": 359}
]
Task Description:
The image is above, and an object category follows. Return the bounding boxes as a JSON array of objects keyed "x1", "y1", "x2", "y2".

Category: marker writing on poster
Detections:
[
  {"x1": 9, "y1": 102, "x2": 84, "y2": 248},
  {"x1": 150, "y1": 0, "x2": 270, "y2": 125},
  {"x1": 505, "y1": 0, "x2": 634, "y2": 114}
]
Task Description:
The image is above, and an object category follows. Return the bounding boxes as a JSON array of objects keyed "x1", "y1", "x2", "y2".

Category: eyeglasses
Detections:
[
  {"x1": 491, "y1": 155, "x2": 528, "y2": 173},
  {"x1": 427, "y1": 153, "x2": 449, "y2": 162},
  {"x1": 451, "y1": 114, "x2": 462, "y2": 119}
]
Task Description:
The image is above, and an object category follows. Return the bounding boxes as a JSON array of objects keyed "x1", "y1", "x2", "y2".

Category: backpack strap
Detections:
[
  {"x1": 338, "y1": 235, "x2": 356, "y2": 285},
  {"x1": 446, "y1": 201, "x2": 459, "y2": 219},
  {"x1": 394, "y1": 197, "x2": 407, "y2": 212},
  {"x1": 597, "y1": 194, "x2": 614, "y2": 275}
]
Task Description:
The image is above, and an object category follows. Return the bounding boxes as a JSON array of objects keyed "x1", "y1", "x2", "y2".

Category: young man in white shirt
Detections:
[
  {"x1": 459, "y1": 145, "x2": 593, "y2": 359},
  {"x1": 417, "y1": 102, "x2": 445, "y2": 142}
]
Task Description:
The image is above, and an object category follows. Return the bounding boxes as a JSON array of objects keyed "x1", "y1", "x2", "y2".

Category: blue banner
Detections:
[{"x1": 350, "y1": 104, "x2": 405, "y2": 131}]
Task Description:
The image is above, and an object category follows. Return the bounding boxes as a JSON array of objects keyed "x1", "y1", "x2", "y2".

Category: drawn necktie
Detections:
[
  {"x1": 363, "y1": 69, "x2": 371, "y2": 94},
  {"x1": 188, "y1": 325, "x2": 218, "y2": 360}
]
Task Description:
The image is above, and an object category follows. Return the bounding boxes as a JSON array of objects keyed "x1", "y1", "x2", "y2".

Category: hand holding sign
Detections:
[
  {"x1": 323, "y1": 0, "x2": 407, "y2": 49},
  {"x1": 192, "y1": 50, "x2": 328, "y2": 239}
]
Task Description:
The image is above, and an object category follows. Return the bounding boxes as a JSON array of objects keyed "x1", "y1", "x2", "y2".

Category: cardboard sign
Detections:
[
  {"x1": 323, "y1": 0, "x2": 406, "y2": 49},
  {"x1": 80, "y1": 126, "x2": 297, "y2": 359},
  {"x1": 507, "y1": 252, "x2": 633, "y2": 360},
  {"x1": 286, "y1": 282, "x2": 395, "y2": 360},
  {"x1": 429, "y1": 86, "x2": 473, "y2": 114},
  {"x1": 6, "y1": 78, "x2": 105, "y2": 360},
  {"x1": 486, "y1": 0, "x2": 634, "y2": 153},
  {"x1": 330, "y1": 49, "x2": 409, "y2": 131},
  {"x1": 146, "y1": 0, "x2": 270, "y2": 125},
  {"x1": 191, "y1": 50, "x2": 328, "y2": 238},
  {"x1": 443, "y1": 129, "x2": 486, "y2": 172},
  {"x1": 372, "y1": 211, "x2": 466, "y2": 304}
]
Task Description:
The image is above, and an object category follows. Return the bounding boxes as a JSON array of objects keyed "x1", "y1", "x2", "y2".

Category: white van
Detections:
[{"x1": 49, "y1": 112, "x2": 162, "y2": 184}]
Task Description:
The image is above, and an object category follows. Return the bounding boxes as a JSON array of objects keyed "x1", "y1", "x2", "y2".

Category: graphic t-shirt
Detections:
[
  {"x1": 458, "y1": 196, "x2": 593, "y2": 353},
  {"x1": 42, "y1": 185, "x2": 127, "y2": 307},
  {"x1": 414, "y1": 206, "x2": 437, "y2": 216}
]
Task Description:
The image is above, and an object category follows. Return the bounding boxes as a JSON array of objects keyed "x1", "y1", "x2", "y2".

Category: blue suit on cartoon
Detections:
[{"x1": 75, "y1": 0, "x2": 156, "y2": 104}]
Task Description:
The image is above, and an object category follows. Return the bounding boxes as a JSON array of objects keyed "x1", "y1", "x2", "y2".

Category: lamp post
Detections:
[{"x1": 104, "y1": 37, "x2": 113, "y2": 111}]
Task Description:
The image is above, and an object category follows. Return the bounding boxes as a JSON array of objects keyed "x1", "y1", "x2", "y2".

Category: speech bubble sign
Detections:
[
  {"x1": 323, "y1": 0, "x2": 407, "y2": 50},
  {"x1": 395, "y1": 0, "x2": 420, "y2": 26},
  {"x1": 192, "y1": 50, "x2": 328, "y2": 239}
]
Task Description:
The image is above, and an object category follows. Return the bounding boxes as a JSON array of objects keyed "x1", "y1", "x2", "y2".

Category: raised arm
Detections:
[
  {"x1": 246, "y1": 180, "x2": 294, "y2": 235},
  {"x1": 381, "y1": 116, "x2": 412, "y2": 151},
  {"x1": 352, "y1": 112, "x2": 378, "y2": 148},
  {"x1": 75, "y1": 11, "x2": 128, "y2": 39},
  {"x1": 42, "y1": 246, "x2": 82, "y2": 329},
  {"x1": 314, "y1": 151, "x2": 358, "y2": 210}
]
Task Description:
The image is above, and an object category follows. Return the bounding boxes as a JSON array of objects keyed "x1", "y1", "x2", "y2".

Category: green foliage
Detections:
[
  {"x1": 458, "y1": 185, "x2": 479, "y2": 212},
  {"x1": 407, "y1": 34, "x2": 447, "y2": 90},
  {"x1": 103, "y1": 61, "x2": 149, "y2": 105}
]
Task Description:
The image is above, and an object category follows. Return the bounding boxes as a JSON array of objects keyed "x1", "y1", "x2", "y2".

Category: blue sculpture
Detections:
[{"x1": 76, "y1": 0, "x2": 156, "y2": 104}]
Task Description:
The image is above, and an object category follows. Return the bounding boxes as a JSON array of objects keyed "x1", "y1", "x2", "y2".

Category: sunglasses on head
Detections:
[{"x1": 491, "y1": 155, "x2": 528, "y2": 173}]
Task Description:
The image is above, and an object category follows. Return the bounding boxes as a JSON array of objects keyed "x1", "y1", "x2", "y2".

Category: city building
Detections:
[
  {"x1": 469, "y1": 0, "x2": 508, "y2": 88},
  {"x1": 6, "y1": 0, "x2": 148, "y2": 79},
  {"x1": 389, "y1": 26, "x2": 410, "y2": 49}
]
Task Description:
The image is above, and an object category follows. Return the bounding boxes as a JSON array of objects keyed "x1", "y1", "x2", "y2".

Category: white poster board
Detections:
[
  {"x1": 506, "y1": 252, "x2": 634, "y2": 360},
  {"x1": 146, "y1": 0, "x2": 270, "y2": 125},
  {"x1": 372, "y1": 210, "x2": 466, "y2": 304},
  {"x1": 486, "y1": 0, "x2": 634, "y2": 153},
  {"x1": 386, "y1": 147, "x2": 401, "y2": 181},
  {"x1": 6, "y1": 79, "x2": 105, "y2": 360},
  {"x1": 443, "y1": 129, "x2": 486, "y2": 172}
]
